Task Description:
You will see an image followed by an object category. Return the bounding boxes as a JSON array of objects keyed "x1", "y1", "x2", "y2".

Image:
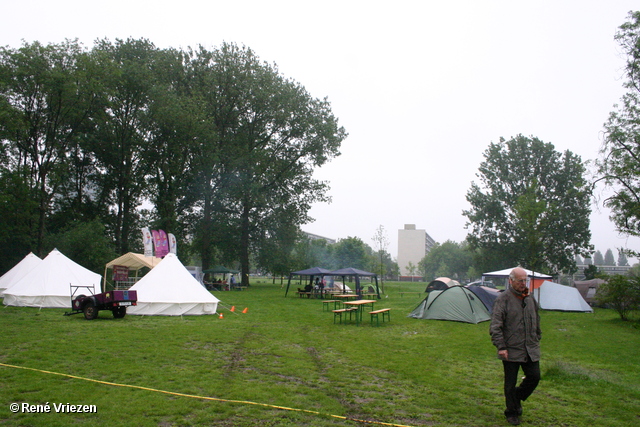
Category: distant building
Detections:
[
  {"x1": 302, "y1": 231, "x2": 336, "y2": 245},
  {"x1": 397, "y1": 224, "x2": 436, "y2": 277}
]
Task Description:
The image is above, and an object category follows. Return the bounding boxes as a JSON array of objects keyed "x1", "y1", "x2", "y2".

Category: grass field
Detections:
[{"x1": 1, "y1": 280, "x2": 639, "y2": 427}]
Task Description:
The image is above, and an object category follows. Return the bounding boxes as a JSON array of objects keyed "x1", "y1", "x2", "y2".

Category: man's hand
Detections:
[{"x1": 498, "y1": 349, "x2": 509, "y2": 360}]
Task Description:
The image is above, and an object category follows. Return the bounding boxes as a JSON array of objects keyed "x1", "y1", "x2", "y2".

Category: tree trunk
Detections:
[{"x1": 240, "y1": 203, "x2": 251, "y2": 286}]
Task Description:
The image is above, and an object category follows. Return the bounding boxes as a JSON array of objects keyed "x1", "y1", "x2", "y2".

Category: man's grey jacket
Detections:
[{"x1": 490, "y1": 289, "x2": 541, "y2": 362}]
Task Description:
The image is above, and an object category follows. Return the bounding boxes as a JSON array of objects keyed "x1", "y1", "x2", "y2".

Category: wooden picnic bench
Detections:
[
  {"x1": 332, "y1": 307, "x2": 358, "y2": 324},
  {"x1": 399, "y1": 292, "x2": 421, "y2": 297},
  {"x1": 369, "y1": 308, "x2": 391, "y2": 326},
  {"x1": 322, "y1": 300, "x2": 340, "y2": 311}
]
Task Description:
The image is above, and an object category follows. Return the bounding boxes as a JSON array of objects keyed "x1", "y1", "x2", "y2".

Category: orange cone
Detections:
[
  {"x1": 230, "y1": 306, "x2": 236, "y2": 312},
  {"x1": 242, "y1": 307, "x2": 248, "y2": 314},
  {"x1": 219, "y1": 313, "x2": 224, "y2": 319}
]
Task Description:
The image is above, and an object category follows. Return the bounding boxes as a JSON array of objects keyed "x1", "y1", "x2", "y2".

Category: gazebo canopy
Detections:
[
  {"x1": 291, "y1": 267, "x2": 332, "y2": 276},
  {"x1": 203, "y1": 266, "x2": 239, "y2": 274}
]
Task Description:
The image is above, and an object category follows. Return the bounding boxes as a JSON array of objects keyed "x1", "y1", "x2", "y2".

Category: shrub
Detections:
[{"x1": 595, "y1": 274, "x2": 640, "y2": 320}]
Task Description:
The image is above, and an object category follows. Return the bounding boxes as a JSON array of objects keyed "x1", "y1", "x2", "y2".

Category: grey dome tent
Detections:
[{"x1": 409, "y1": 285, "x2": 493, "y2": 324}]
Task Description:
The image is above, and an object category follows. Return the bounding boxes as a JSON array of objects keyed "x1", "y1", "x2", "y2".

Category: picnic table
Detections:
[{"x1": 342, "y1": 299, "x2": 377, "y2": 325}]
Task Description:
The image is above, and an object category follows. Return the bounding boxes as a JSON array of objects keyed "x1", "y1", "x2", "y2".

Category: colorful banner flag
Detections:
[
  {"x1": 168, "y1": 233, "x2": 177, "y2": 255},
  {"x1": 153, "y1": 229, "x2": 169, "y2": 258},
  {"x1": 142, "y1": 228, "x2": 153, "y2": 257}
]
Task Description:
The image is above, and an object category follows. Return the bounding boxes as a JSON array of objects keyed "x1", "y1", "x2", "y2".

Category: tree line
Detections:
[{"x1": 0, "y1": 38, "x2": 346, "y2": 284}]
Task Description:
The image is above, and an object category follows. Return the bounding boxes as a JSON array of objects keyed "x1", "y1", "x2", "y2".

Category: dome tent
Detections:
[
  {"x1": 409, "y1": 285, "x2": 492, "y2": 324},
  {"x1": 127, "y1": 253, "x2": 219, "y2": 316},
  {"x1": 425, "y1": 277, "x2": 460, "y2": 292}
]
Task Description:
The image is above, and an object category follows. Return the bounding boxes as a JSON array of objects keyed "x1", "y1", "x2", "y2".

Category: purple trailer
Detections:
[{"x1": 66, "y1": 286, "x2": 137, "y2": 320}]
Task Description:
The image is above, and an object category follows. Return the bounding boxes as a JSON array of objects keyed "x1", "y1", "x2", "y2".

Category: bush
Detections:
[{"x1": 595, "y1": 274, "x2": 640, "y2": 320}]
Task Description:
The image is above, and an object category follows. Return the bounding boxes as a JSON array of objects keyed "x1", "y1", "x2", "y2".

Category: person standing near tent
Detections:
[{"x1": 490, "y1": 267, "x2": 541, "y2": 426}]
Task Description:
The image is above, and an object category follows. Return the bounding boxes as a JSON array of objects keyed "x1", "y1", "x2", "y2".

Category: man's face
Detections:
[{"x1": 510, "y1": 272, "x2": 528, "y2": 293}]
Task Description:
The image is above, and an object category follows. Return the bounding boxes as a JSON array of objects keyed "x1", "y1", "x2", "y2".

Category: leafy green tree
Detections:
[
  {"x1": 0, "y1": 40, "x2": 98, "y2": 254},
  {"x1": 596, "y1": 274, "x2": 640, "y2": 321},
  {"x1": 88, "y1": 38, "x2": 159, "y2": 254},
  {"x1": 419, "y1": 240, "x2": 473, "y2": 282},
  {"x1": 604, "y1": 249, "x2": 616, "y2": 266},
  {"x1": 618, "y1": 250, "x2": 630, "y2": 266},
  {"x1": 44, "y1": 219, "x2": 116, "y2": 275},
  {"x1": 583, "y1": 264, "x2": 599, "y2": 280},
  {"x1": 333, "y1": 237, "x2": 369, "y2": 270},
  {"x1": 597, "y1": 11, "x2": 640, "y2": 253},
  {"x1": 593, "y1": 250, "x2": 605, "y2": 266},
  {"x1": 0, "y1": 170, "x2": 38, "y2": 273},
  {"x1": 464, "y1": 135, "x2": 592, "y2": 274},
  {"x1": 186, "y1": 43, "x2": 345, "y2": 284}
]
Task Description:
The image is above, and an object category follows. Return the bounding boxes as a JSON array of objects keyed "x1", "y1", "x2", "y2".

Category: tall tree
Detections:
[
  {"x1": 593, "y1": 250, "x2": 605, "y2": 266},
  {"x1": 88, "y1": 38, "x2": 159, "y2": 254},
  {"x1": 597, "y1": 11, "x2": 640, "y2": 255},
  {"x1": 187, "y1": 43, "x2": 346, "y2": 284},
  {"x1": 0, "y1": 40, "x2": 97, "y2": 254},
  {"x1": 419, "y1": 240, "x2": 472, "y2": 282},
  {"x1": 464, "y1": 135, "x2": 592, "y2": 274},
  {"x1": 618, "y1": 250, "x2": 630, "y2": 266},
  {"x1": 333, "y1": 237, "x2": 369, "y2": 270},
  {"x1": 604, "y1": 249, "x2": 616, "y2": 266},
  {"x1": 371, "y1": 225, "x2": 390, "y2": 290}
]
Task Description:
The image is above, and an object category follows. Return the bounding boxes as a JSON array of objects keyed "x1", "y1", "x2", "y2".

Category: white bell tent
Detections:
[
  {"x1": 2, "y1": 249, "x2": 101, "y2": 308},
  {"x1": 0, "y1": 252, "x2": 42, "y2": 297},
  {"x1": 127, "y1": 253, "x2": 219, "y2": 316}
]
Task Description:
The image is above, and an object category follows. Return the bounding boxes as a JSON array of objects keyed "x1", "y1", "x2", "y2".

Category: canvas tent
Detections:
[
  {"x1": 0, "y1": 252, "x2": 42, "y2": 297},
  {"x1": 127, "y1": 253, "x2": 219, "y2": 316},
  {"x1": 425, "y1": 277, "x2": 460, "y2": 292},
  {"x1": 3, "y1": 249, "x2": 101, "y2": 308},
  {"x1": 482, "y1": 267, "x2": 552, "y2": 289},
  {"x1": 284, "y1": 267, "x2": 331, "y2": 296},
  {"x1": 574, "y1": 279, "x2": 605, "y2": 305},
  {"x1": 103, "y1": 252, "x2": 163, "y2": 291},
  {"x1": 536, "y1": 281, "x2": 593, "y2": 312},
  {"x1": 408, "y1": 285, "x2": 492, "y2": 323}
]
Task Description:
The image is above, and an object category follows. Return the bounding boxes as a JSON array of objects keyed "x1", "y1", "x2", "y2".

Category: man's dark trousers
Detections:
[{"x1": 502, "y1": 359, "x2": 540, "y2": 417}]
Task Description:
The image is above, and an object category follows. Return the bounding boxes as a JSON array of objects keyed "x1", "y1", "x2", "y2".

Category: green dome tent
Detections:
[{"x1": 408, "y1": 285, "x2": 492, "y2": 324}]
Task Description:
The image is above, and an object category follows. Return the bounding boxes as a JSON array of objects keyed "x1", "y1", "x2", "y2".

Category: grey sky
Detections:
[{"x1": 4, "y1": 1, "x2": 640, "y2": 263}]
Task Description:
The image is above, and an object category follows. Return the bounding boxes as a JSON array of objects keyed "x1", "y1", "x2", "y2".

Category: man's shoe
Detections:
[{"x1": 507, "y1": 416, "x2": 521, "y2": 425}]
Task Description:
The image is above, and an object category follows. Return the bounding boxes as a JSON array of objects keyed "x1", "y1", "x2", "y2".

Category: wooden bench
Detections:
[
  {"x1": 322, "y1": 300, "x2": 340, "y2": 311},
  {"x1": 369, "y1": 308, "x2": 391, "y2": 326},
  {"x1": 332, "y1": 307, "x2": 358, "y2": 324},
  {"x1": 399, "y1": 292, "x2": 421, "y2": 297}
]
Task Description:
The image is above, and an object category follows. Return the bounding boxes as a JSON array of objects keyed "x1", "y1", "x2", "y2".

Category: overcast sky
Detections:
[{"x1": 4, "y1": 1, "x2": 640, "y2": 264}]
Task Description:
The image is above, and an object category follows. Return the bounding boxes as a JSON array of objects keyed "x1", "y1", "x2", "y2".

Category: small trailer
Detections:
[{"x1": 66, "y1": 285, "x2": 137, "y2": 320}]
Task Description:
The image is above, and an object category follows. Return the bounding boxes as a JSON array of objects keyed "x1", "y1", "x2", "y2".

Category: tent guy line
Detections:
[{"x1": 0, "y1": 362, "x2": 414, "y2": 427}]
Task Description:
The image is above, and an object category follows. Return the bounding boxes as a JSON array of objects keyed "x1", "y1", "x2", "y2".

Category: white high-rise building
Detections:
[{"x1": 397, "y1": 224, "x2": 436, "y2": 277}]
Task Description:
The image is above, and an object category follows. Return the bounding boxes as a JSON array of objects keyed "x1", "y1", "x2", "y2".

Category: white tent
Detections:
[
  {"x1": 3, "y1": 249, "x2": 101, "y2": 308},
  {"x1": 482, "y1": 267, "x2": 552, "y2": 279},
  {"x1": 0, "y1": 252, "x2": 42, "y2": 296},
  {"x1": 536, "y1": 281, "x2": 593, "y2": 312},
  {"x1": 127, "y1": 253, "x2": 219, "y2": 316}
]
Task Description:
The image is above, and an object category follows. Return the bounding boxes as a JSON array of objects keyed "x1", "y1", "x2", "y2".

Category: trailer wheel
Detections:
[
  {"x1": 112, "y1": 306, "x2": 127, "y2": 318},
  {"x1": 83, "y1": 301, "x2": 99, "y2": 320}
]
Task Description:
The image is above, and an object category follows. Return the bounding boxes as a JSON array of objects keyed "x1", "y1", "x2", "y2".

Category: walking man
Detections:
[{"x1": 490, "y1": 267, "x2": 541, "y2": 425}]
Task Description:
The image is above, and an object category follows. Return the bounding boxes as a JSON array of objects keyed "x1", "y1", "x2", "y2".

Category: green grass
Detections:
[{"x1": 1, "y1": 280, "x2": 639, "y2": 426}]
